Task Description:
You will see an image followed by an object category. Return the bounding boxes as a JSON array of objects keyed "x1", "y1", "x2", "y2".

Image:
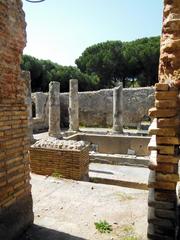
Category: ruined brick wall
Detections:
[
  {"x1": 159, "y1": 0, "x2": 180, "y2": 85},
  {"x1": 0, "y1": 1, "x2": 33, "y2": 239},
  {"x1": 148, "y1": 0, "x2": 180, "y2": 239}
]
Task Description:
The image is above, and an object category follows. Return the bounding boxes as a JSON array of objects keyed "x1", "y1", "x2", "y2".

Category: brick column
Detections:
[
  {"x1": 48, "y1": 81, "x2": 61, "y2": 138},
  {"x1": 112, "y1": 83, "x2": 123, "y2": 133},
  {"x1": 147, "y1": 0, "x2": 180, "y2": 239},
  {"x1": 0, "y1": 1, "x2": 33, "y2": 239},
  {"x1": 69, "y1": 79, "x2": 79, "y2": 132}
]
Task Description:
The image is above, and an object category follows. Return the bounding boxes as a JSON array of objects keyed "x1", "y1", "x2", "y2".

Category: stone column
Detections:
[
  {"x1": 22, "y1": 71, "x2": 35, "y2": 143},
  {"x1": 112, "y1": 83, "x2": 123, "y2": 133},
  {"x1": 48, "y1": 81, "x2": 61, "y2": 138},
  {"x1": 148, "y1": 0, "x2": 180, "y2": 239},
  {"x1": 69, "y1": 79, "x2": 79, "y2": 132},
  {"x1": 35, "y1": 92, "x2": 46, "y2": 119}
]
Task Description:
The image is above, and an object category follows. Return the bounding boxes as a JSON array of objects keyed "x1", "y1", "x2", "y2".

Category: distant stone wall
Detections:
[
  {"x1": 32, "y1": 87, "x2": 155, "y2": 132},
  {"x1": 0, "y1": 1, "x2": 33, "y2": 239}
]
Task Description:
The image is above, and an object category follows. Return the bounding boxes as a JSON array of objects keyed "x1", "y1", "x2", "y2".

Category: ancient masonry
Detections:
[
  {"x1": 23, "y1": 71, "x2": 34, "y2": 143},
  {"x1": 30, "y1": 138, "x2": 89, "y2": 180},
  {"x1": 69, "y1": 79, "x2": 79, "y2": 132},
  {"x1": 112, "y1": 84, "x2": 123, "y2": 133},
  {"x1": 0, "y1": 1, "x2": 33, "y2": 240},
  {"x1": 31, "y1": 87, "x2": 155, "y2": 132},
  {"x1": 48, "y1": 81, "x2": 61, "y2": 138},
  {"x1": 148, "y1": 0, "x2": 180, "y2": 239}
]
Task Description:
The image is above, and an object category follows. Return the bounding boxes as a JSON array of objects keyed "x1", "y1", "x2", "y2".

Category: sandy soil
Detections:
[{"x1": 20, "y1": 173, "x2": 148, "y2": 240}]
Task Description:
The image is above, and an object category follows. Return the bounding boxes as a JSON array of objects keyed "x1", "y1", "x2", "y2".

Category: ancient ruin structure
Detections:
[
  {"x1": 30, "y1": 138, "x2": 89, "y2": 180},
  {"x1": 0, "y1": 1, "x2": 33, "y2": 239},
  {"x1": 112, "y1": 84, "x2": 123, "y2": 133},
  {"x1": 35, "y1": 92, "x2": 47, "y2": 119},
  {"x1": 31, "y1": 87, "x2": 154, "y2": 132},
  {"x1": 48, "y1": 81, "x2": 61, "y2": 138},
  {"x1": 148, "y1": 0, "x2": 180, "y2": 239},
  {"x1": 23, "y1": 71, "x2": 34, "y2": 143},
  {"x1": 69, "y1": 79, "x2": 79, "y2": 132}
]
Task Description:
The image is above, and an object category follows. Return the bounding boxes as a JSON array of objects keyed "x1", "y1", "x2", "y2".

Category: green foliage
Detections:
[
  {"x1": 94, "y1": 220, "x2": 112, "y2": 233},
  {"x1": 76, "y1": 41, "x2": 125, "y2": 88},
  {"x1": 76, "y1": 36, "x2": 160, "y2": 88},
  {"x1": 21, "y1": 36, "x2": 160, "y2": 92},
  {"x1": 21, "y1": 55, "x2": 100, "y2": 92},
  {"x1": 51, "y1": 171, "x2": 63, "y2": 179}
]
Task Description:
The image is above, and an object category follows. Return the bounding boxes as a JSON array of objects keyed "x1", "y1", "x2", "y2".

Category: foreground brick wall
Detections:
[
  {"x1": 0, "y1": 1, "x2": 33, "y2": 239},
  {"x1": 148, "y1": 0, "x2": 180, "y2": 239}
]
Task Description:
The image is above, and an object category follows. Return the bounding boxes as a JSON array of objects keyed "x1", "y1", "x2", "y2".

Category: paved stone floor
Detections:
[{"x1": 20, "y1": 174, "x2": 148, "y2": 240}]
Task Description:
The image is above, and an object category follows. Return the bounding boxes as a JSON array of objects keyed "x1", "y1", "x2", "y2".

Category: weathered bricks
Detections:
[
  {"x1": 0, "y1": 1, "x2": 33, "y2": 240},
  {"x1": 148, "y1": 1, "x2": 180, "y2": 238},
  {"x1": 29, "y1": 139, "x2": 89, "y2": 181}
]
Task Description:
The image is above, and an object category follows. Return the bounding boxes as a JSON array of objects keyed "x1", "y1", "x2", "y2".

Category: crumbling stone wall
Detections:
[
  {"x1": 0, "y1": 1, "x2": 33, "y2": 239},
  {"x1": 32, "y1": 87, "x2": 154, "y2": 131}
]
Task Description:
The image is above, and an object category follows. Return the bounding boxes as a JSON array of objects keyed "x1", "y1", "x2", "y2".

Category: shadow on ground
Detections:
[{"x1": 20, "y1": 224, "x2": 86, "y2": 240}]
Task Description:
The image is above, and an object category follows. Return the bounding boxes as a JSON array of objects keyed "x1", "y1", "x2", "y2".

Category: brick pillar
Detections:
[
  {"x1": 112, "y1": 83, "x2": 123, "y2": 133},
  {"x1": 147, "y1": 0, "x2": 180, "y2": 239},
  {"x1": 69, "y1": 79, "x2": 79, "y2": 132},
  {"x1": 0, "y1": 1, "x2": 33, "y2": 239},
  {"x1": 48, "y1": 81, "x2": 61, "y2": 138}
]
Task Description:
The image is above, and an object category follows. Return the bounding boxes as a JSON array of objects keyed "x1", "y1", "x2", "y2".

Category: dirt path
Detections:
[{"x1": 20, "y1": 174, "x2": 148, "y2": 240}]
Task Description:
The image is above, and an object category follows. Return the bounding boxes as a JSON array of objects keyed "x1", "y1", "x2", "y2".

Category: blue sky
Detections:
[{"x1": 23, "y1": 0, "x2": 163, "y2": 66}]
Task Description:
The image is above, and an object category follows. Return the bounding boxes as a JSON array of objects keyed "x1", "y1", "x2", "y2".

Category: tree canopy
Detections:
[
  {"x1": 21, "y1": 36, "x2": 160, "y2": 92},
  {"x1": 21, "y1": 55, "x2": 99, "y2": 92},
  {"x1": 75, "y1": 36, "x2": 160, "y2": 88}
]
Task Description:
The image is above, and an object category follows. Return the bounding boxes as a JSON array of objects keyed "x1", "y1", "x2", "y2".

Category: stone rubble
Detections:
[{"x1": 32, "y1": 138, "x2": 88, "y2": 151}]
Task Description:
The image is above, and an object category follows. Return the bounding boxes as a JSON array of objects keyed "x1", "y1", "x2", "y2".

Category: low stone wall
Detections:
[{"x1": 32, "y1": 87, "x2": 155, "y2": 132}]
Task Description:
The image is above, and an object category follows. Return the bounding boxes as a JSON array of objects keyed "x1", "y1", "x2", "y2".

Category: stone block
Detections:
[
  {"x1": 149, "y1": 107, "x2": 177, "y2": 118},
  {"x1": 155, "y1": 91, "x2": 178, "y2": 100},
  {"x1": 154, "y1": 225, "x2": 176, "y2": 239},
  {"x1": 158, "y1": 145, "x2": 175, "y2": 155},
  {"x1": 157, "y1": 154, "x2": 179, "y2": 164},
  {"x1": 148, "y1": 206, "x2": 174, "y2": 228},
  {"x1": 157, "y1": 117, "x2": 180, "y2": 127},
  {"x1": 155, "y1": 99, "x2": 177, "y2": 109},
  {"x1": 156, "y1": 163, "x2": 176, "y2": 174},
  {"x1": 148, "y1": 189, "x2": 175, "y2": 210},
  {"x1": 155, "y1": 83, "x2": 169, "y2": 91},
  {"x1": 156, "y1": 173, "x2": 179, "y2": 183},
  {"x1": 156, "y1": 136, "x2": 180, "y2": 145},
  {"x1": 148, "y1": 119, "x2": 177, "y2": 136},
  {"x1": 155, "y1": 209, "x2": 176, "y2": 219},
  {"x1": 155, "y1": 190, "x2": 177, "y2": 202}
]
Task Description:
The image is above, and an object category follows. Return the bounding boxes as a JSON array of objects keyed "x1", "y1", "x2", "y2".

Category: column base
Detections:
[{"x1": 48, "y1": 132, "x2": 62, "y2": 139}]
